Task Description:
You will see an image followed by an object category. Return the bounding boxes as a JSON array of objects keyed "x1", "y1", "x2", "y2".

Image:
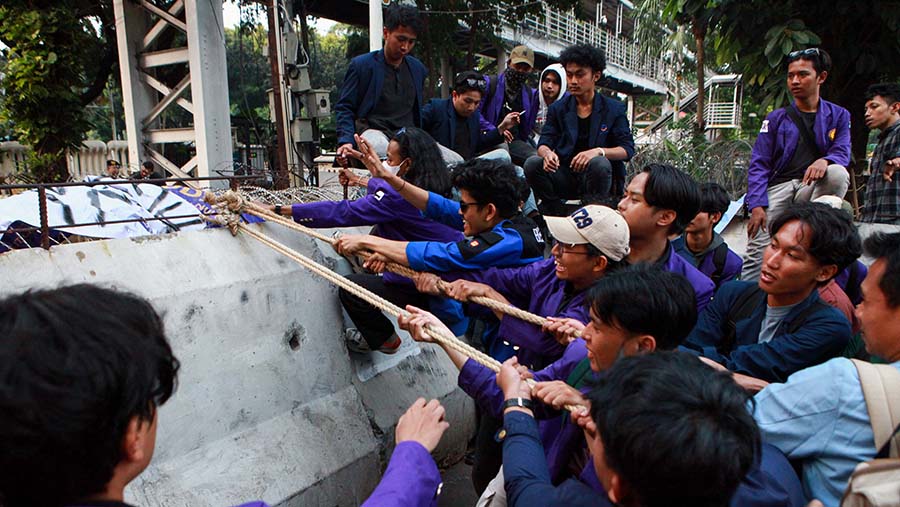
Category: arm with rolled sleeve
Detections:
[
  {"x1": 746, "y1": 112, "x2": 779, "y2": 211},
  {"x1": 361, "y1": 441, "x2": 442, "y2": 507}
]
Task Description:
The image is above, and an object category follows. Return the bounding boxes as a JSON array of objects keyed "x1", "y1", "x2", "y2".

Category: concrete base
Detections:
[{"x1": 0, "y1": 223, "x2": 475, "y2": 506}]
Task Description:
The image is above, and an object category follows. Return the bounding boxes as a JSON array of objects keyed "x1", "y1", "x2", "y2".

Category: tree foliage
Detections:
[{"x1": 0, "y1": 0, "x2": 116, "y2": 182}]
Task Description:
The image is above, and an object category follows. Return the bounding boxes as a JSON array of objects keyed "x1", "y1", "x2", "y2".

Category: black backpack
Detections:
[
  {"x1": 709, "y1": 242, "x2": 730, "y2": 287},
  {"x1": 720, "y1": 284, "x2": 830, "y2": 354}
]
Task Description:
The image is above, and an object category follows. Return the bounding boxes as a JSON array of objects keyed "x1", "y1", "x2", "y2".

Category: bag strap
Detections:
[
  {"x1": 710, "y1": 243, "x2": 730, "y2": 286},
  {"x1": 721, "y1": 284, "x2": 765, "y2": 353},
  {"x1": 851, "y1": 359, "x2": 900, "y2": 458},
  {"x1": 784, "y1": 106, "x2": 823, "y2": 159}
]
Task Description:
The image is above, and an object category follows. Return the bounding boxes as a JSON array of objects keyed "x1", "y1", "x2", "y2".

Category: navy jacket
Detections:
[
  {"x1": 420, "y1": 98, "x2": 503, "y2": 158},
  {"x1": 334, "y1": 50, "x2": 427, "y2": 146},
  {"x1": 538, "y1": 92, "x2": 635, "y2": 176},
  {"x1": 684, "y1": 281, "x2": 851, "y2": 383}
]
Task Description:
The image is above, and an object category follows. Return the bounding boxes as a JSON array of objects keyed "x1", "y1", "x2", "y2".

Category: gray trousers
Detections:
[{"x1": 741, "y1": 164, "x2": 850, "y2": 281}]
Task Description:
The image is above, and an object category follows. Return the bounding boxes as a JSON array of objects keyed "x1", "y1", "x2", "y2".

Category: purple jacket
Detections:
[
  {"x1": 479, "y1": 73, "x2": 538, "y2": 143},
  {"x1": 746, "y1": 100, "x2": 852, "y2": 211},
  {"x1": 443, "y1": 258, "x2": 589, "y2": 368},
  {"x1": 290, "y1": 179, "x2": 468, "y2": 334},
  {"x1": 458, "y1": 339, "x2": 590, "y2": 483},
  {"x1": 361, "y1": 441, "x2": 442, "y2": 507},
  {"x1": 659, "y1": 241, "x2": 716, "y2": 313}
]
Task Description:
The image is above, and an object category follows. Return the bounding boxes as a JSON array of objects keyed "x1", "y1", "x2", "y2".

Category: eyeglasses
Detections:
[
  {"x1": 459, "y1": 201, "x2": 483, "y2": 213},
  {"x1": 788, "y1": 48, "x2": 821, "y2": 60},
  {"x1": 551, "y1": 239, "x2": 591, "y2": 255}
]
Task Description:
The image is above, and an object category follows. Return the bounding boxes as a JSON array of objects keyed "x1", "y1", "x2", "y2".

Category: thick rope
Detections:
[
  {"x1": 206, "y1": 191, "x2": 577, "y2": 336},
  {"x1": 204, "y1": 199, "x2": 583, "y2": 413}
]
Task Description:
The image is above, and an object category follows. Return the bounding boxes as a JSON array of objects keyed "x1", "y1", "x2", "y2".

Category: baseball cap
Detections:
[
  {"x1": 509, "y1": 45, "x2": 534, "y2": 68},
  {"x1": 545, "y1": 205, "x2": 631, "y2": 261}
]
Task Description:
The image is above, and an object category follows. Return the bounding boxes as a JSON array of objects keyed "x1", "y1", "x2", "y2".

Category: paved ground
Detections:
[{"x1": 439, "y1": 458, "x2": 479, "y2": 506}]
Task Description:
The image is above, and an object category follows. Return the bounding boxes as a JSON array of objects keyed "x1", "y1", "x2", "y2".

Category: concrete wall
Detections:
[{"x1": 0, "y1": 224, "x2": 475, "y2": 506}]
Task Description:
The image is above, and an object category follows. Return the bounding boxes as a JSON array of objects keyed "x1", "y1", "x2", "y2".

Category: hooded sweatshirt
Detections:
[{"x1": 532, "y1": 63, "x2": 567, "y2": 142}]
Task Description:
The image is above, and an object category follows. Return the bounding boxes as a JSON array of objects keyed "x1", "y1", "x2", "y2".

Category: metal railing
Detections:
[{"x1": 501, "y1": 4, "x2": 672, "y2": 90}]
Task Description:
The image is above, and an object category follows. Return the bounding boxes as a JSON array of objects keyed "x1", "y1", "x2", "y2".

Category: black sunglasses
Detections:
[
  {"x1": 459, "y1": 201, "x2": 483, "y2": 213},
  {"x1": 788, "y1": 48, "x2": 821, "y2": 60}
]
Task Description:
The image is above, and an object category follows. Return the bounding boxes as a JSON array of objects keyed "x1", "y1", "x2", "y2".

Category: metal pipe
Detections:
[{"x1": 369, "y1": 0, "x2": 382, "y2": 52}]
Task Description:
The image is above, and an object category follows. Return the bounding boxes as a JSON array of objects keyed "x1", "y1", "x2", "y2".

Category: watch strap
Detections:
[
  {"x1": 502, "y1": 397, "x2": 534, "y2": 411},
  {"x1": 274, "y1": 204, "x2": 283, "y2": 215}
]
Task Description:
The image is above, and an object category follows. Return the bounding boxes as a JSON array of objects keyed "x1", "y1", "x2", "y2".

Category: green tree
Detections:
[{"x1": 0, "y1": 0, "x2": 116, "y2": 182}]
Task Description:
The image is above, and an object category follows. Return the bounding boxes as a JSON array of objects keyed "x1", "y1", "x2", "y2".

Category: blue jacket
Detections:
[
  {"x1": 420, "y1": 98, "x2": 502, "y2": 158},
  {"x1": 684, "y1": 281, "x2": 851, "y2": 382},
  {"x1": 334, "y1": 50, "x2": 428, "y2": 146},
  {"x1": 405, "y1": 192, "x2": 545, "y2": 272},
  {"x1": 746, "y1": 99, "x2": 852, "y2": 211},
  {"x1": 459, "y1": 339, "x2": 590, "y2": 483},
  {"x1": 361, "y1": 441, "x2": 442, "y2": 507},
  {"x1": 289, "y1": 180, "x2": 469, "y2": 336},
  {"x1": 538, "y1": 92, "x2": 635, "y2": 177},
  {"x1": 479, "y1": 73, "x2": 538, "y2": 143},
  {"x1": 672, "y1": 235, "x2": 743, "y2": 289}
]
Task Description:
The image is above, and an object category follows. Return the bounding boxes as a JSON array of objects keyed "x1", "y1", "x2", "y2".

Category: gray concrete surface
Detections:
[{"x1": 0, "y1": 223, "x2": 475, "y2": 506}]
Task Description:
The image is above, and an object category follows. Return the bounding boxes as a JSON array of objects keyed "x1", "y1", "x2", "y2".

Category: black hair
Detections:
[
  {"x1": 392, "y1": 127, "x2": 452, "y2": 198},
  {"x1": 106, "y1": 159, "x2": 120, "y2": 166},
  {"x1": 587, "y1": 265, "x2": 697, "y2": 350},
  {"x1": 865, "y1": 83, "x2": 900, "y2": 105},
  {"x1": 641, "y1": 163, "x2": 702, "y2": 235},
  {"x1": 0, "y1": 284, "x2": 179, "y2": 507},
  {"x1": 588, "y1": 351, "x2": 759, "y2": 507},
  {"x1": 450, "y1": 158, "x2": 524, "y2": 219},
  {"x1": 864, "y1": 232, "x2": 900, "y2": 308},
  {"x1": 699, "y1": 182, "x2": 731, "y2": 216},
  {"x1": 769, "y1": 201, "x2": 862, "y2": 274},
  {"x1": 559, "y1": 43, "x2": 606, "y2": 73},
  {"x1": 787, "y1": 48, "x2": 832, "y2": 75},
  {"x1": 541, "y1": 68, "x2": 561, "y2": 83},
  {"x1": 142, "y1": 161, "x2": 154, "y2": 169},
  {"x1": 453, "y1": 71, "x2": 487, "y2": 96},
  {"x1": 383, "y1": 4, "x2": 424, "y2": 35}
]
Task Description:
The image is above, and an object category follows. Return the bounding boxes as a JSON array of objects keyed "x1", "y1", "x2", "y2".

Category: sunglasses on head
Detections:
[
  {"x1": 788, "y1": 47, "x2": 821, "y2": 60},
  {"x1": 463, "y1": 77, "x2": 487, "y2": 92}
]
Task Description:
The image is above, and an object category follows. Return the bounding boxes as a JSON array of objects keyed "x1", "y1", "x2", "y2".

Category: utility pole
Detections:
[{"x1": 267, "y1": 0, "x2": 290, "y2": 189}]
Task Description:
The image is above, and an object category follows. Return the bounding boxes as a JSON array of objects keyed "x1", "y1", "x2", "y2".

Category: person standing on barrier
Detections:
[{"x1": 743, "y1": 48, "x2": 851, "y2": 281}]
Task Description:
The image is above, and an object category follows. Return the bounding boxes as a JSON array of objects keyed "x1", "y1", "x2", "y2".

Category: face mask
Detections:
[
  {"x1": 504, "y1": 67, "x2": 529, "y2": 88},
  {"x1": 382, "y1": 160, "x2": 403, "y2": 175}
]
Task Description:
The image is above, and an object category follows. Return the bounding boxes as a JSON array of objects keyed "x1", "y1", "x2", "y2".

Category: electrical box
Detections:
[
  {"x1": 303, "y1": 90, "x2": 331, "y2": 118},
  {"x1": 291, "y1": 119, "x2": 315, "y2": 143}
]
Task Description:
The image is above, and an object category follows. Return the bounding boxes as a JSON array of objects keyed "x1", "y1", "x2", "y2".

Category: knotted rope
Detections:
[{"x1": 204, "y1": 191, "x2": 584, "y2": 414}]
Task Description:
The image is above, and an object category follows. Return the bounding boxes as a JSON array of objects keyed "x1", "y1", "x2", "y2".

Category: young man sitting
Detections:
[
  {"x1": 498, "y1": 351, "x2": 760, "y2": 507},
  {"x1": 421, "y1": 71, "x2": 520, "y2": 166},
  {"x1": 525, "y1": 44, "x2": 635, "y2": 215},
  {"x1": 616, "y1": 163, "x2": 715, "y2": 312},
  {"x1": 673, "y1": 182, "x2": 743, "y2": 288},
  {"x1": 335, "y1": 157, "x2": 544, "y2": 354},
  {"x1": 684, "y1": 201, "x2": 859, "y2": 383},
  {"x1": 753, "y1": 231, "x2": 900, "y2": 506}
]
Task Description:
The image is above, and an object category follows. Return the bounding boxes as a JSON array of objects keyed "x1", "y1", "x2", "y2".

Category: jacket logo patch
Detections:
[
  {"x1": 373, "y1": 190, "x2": 385, "y2": 201},
  {"x1": 828, "y1": 128, "x2": 836, "y2": 141},
  {"x1": 532, "y1": 226, "x2": 544, "y2": 244},
  {"x1": 600, "y1": 124, "x2": 608, "y2": 132},
  {"x1": 469, "y1": 240, "x2": 479, "y2": 247},
  {"x1": 760, "y1": 120, "x2": 769, "y2": 133}
]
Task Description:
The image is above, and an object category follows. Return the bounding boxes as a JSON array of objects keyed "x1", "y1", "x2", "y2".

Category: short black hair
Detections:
[
  {"x1": 699, "y1": 182, "x2": 731, "y2": 216},
  {"x1": 588, "y1": 351, "x2": 759, "y2": 507},
  {"x1": 587, "y1": 265, "x2": 697, "y2": 350},
  {"x1": 865, "y1": 83, "x2": 900, "y2": 105},
  {"x1": 864, "y1": 232, "x2": 900, "y2": 308},
  {"x1": 559, "y1": 43, "x2": 606, "y2": 73},
  {"x1": 383, "y1": 4, "x2": 424, "y2": 35},
  {"x1": 0, "y1": 285, "x2": 179, "y2": 507},
  {"x1": 787, "y1": 47, "x2": 832, "y2": 75},
  {"x1": 451, "y1": 158, "x2": 525, "y2": 219},
  {"x1": 392, "y1": 127, "x2": 453, "y2": 198},
  {"x1": 453, "y1": 71, "x2": 487, "y2": 96},
  {"x1": 769, "y1": 201, "x2": 862, "y2": 274},
  {"x1": 142, "y1": 161, "x2": 154, "y2": 170},
  {"x1": 641, "y1": 163, "x2": 702, "y2": 235}
]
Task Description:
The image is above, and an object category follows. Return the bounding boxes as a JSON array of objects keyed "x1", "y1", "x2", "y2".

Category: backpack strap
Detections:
[
  {"x1": 721, "y1": 284, "x2": 765, "y2": 354},
  {"x1": 784, "y1": 105, "x2": 823, "y2": 159},
  {"x1": 710, "y1": 243, "x2": 730, "y2": 286},
  {"x1": 785, "y1": 300, "x2": 831, "y2": 334},
  {"x1": 851, "y1": 359, "x2": 900, "y2": 458}
]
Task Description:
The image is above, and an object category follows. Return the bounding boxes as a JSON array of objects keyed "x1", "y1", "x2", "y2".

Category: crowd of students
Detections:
[{"x1": 2, "y1": 4, "x2": 899, "y2": 507}]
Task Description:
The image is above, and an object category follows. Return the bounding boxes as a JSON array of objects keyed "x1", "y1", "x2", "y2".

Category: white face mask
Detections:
[{"x1": 382, "y1": 160, "x2": 403, "y2": 175}]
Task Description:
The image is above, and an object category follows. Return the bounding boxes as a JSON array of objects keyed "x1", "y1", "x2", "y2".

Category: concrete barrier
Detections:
[{"x1": 0, "y1": 223, "x2": 475, "y2": 506}]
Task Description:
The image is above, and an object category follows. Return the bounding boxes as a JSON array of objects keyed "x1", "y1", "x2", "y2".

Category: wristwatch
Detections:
[
  {"x1": 274, "y1": 204, "x2": 283, "y2": 215},
  {"x1": 502, "y1": 397, "x2": 534, "y2": 411}
]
